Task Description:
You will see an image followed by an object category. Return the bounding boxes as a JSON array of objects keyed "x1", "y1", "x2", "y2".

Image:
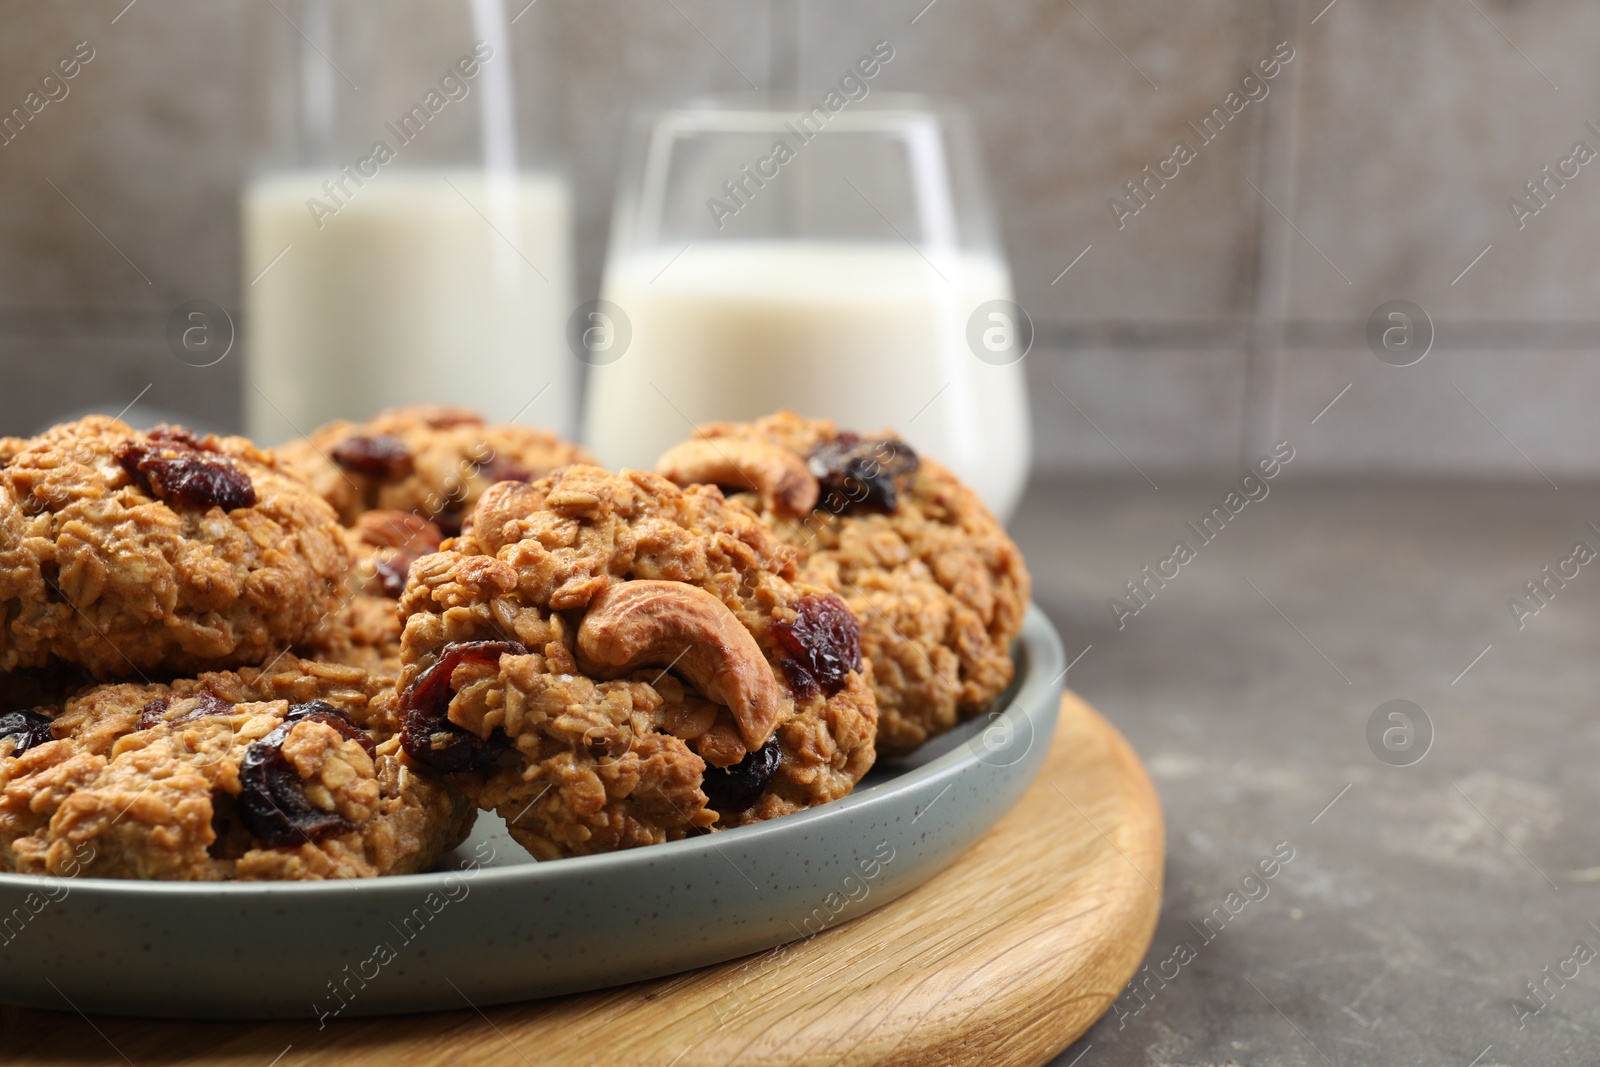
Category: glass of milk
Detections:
[
  {"x1": 584, "y1": 92, "x2": 1031, "y2": 519},
  {"x1": 243, "y1": 0, "x2": 575, "y2": 443}
]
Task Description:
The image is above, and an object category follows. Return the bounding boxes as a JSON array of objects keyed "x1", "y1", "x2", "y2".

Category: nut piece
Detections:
[
  {"x1": 575, "y1": 580, "x2": 782, "y2": 749},
  {"x1": 657, "y1": 438, "x2": 819, "y2": 516}
]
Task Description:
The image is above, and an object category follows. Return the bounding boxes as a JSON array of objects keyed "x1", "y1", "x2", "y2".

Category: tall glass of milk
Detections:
[
  {"x1": 585, "y1": 92, "x2": 1031, "y2": 519},
  {"x1": 243, "y1": 0, "x2": 575, "y2": 443}
]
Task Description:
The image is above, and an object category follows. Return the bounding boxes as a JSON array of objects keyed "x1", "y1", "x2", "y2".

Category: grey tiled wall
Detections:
[{"x1": 0, "y1": 0, "x2": 1593, "y2": 479}]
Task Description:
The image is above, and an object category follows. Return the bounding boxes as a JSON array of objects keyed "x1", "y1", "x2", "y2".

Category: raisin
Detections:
[
  {"x1": 332, "y1": 434, "x2": 414, "y2": 479},
  {"x1": 806, "y1": 434, "x2": 919, "y2": 513},
  {"x1": 354, "y1": 513, "x2": 441, "y2": 596},
  {"x1": 234, "y1": 703, "x2": 373, "y2": 847},
  {"x1": 364, "y1": 544, "x2": 436, "y2": 599},
  {"x1": 434, "y1": 510, "x2": 465, "y2": 539},
  {"x1": 398, "y1": 640, "x2": 526, "y2": 772},
  {"x1": 771, "y1": 594, "x2": 861, "y2": 700},
  {"x1": 0, "y1": 710, "x2": 54, "y2": 755},
  {"x1": 477, "y1": 454, "x2": 533, "y2": 485},
  {"x1": 147, "y1": 424, "x2": 211, "y2": 451},
  {"x1": 373, "y1": 554, "x2": 414, "y2": 598},
  {"x1": 702, "y1": 737, "x2": 781, "y2": 815},
  {"x1": 237, "y1": 718, "x2": 357, "y2": 848},
  {"x1": 284, "y1": 700, "x2": 376, "y2": 757},
  {"x1": 116, "y1": 439, "x2": 259, "y2": 512},
  {"x1": 135, "y1": 698, "x2": 170, "y2": 730},
  {"x1": 206, "y1": 793, "x2": 252, "y2": 860},
  {"x1": 135, "y1": 690, "x2": 234, "y2": 731}
]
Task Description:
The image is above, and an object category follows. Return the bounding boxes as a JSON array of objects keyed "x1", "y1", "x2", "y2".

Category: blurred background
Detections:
[{"x1": 5, "y1": 0, "x2": 1597, "y2": 480}]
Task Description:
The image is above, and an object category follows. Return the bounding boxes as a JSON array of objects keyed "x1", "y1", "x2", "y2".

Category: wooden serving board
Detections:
[{"x1": 0, "y1": 692, "x2": 1164, "y2": 1067}]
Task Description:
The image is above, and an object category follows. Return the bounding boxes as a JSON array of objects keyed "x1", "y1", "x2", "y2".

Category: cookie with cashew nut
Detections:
[
  {"x1": 0, "y1": 655, "x2": 474, "y2": 880},
  {"x1": 394, "y1": 464, "x2": 878, "y2": 860},
  {"x1": 277, "y1": 405, "x2": 594, "y2": 535},
  {"x1": 0, "y1": 416, "x2": 349, "y2": 679},
  {"x1": 656, "y1": 411, "x2": 1031, "y2": 758}
]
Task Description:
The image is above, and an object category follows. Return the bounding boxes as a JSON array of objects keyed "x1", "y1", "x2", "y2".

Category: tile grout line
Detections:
[{"x1": 1240, "y1": 0, "x2": 1308, "y2": 464}]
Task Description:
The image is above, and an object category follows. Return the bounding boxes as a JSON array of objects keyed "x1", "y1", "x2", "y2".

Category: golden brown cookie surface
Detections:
[
  {"x1": 396, "y1": 465, "x2": 877, "y2": 860},
  {"x1": 277, "y1": 405, "x2": 593, "y2": 534},
  {"x1": 299, "y1": 511, "x2": 446, "y2": 676},
  {"x1": 0, "y1": 656, "x2": 473, "y2": 880},
  {"x1": 657, "y1": 411, "x2": 1030, "y2": 757},
  {"x1": 0, "y1": 417, "x2": 348, "y2": 679}
]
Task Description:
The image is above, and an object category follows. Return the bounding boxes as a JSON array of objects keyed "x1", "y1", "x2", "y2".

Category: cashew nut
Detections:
[
  {"x1": 656, "y1": 439, "x2": 819, "y2": 516},
  {"x1": 575, "y1": 580, "x2": 782, "y2": 749},
  {"x1": 352, "y1": 509, "x2": 443, "y2": 551}
]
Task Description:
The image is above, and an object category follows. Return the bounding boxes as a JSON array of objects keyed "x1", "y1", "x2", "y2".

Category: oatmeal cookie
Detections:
[
  {"x1": 301, "y1": 511, "x2": 446, "y2": 676},
  {"x1": 657, "y1": 411, "x2": 1030, "y2": 757},
  {"x1": 395, "y1": 465, "x2": 878, "y2": 860},
  {"x1": 277, "y1": 405, "x2": 594, "y2": 534},
  {"x1": 0, "y1": 655, "x2": 473, "y2": 880},
  {"x1": 0, "y1": 417, "x2": 349, "y2": 679}
]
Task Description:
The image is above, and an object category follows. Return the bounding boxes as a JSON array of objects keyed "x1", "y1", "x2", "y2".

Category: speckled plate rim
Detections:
[{"x1": 0, "y1": 605, "x2": 1064, "y2": 900}]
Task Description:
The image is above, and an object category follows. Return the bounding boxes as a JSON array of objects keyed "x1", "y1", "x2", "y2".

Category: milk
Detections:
[
  {"x1": 243, "y1": 168, "x2": 574, "y2": 442},
  {"x1": 585, "y1": 241, "x2": 1031, "y2": 518}
]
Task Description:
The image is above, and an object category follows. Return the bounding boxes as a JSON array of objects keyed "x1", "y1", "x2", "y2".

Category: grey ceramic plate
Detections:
[{"x1": 0, "y1": 607, "x2": 1064, "y2": 1019}]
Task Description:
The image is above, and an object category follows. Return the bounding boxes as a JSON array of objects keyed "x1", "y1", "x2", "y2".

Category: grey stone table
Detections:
[{"x1": 1018, "y1": 478, "x2": 1600, "y2": 1067}]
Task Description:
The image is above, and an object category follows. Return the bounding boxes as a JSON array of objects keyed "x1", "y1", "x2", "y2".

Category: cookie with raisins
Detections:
[
  {"x1": 657, "y1": 411, "x2": 1030, "y2": 757},
  {"x1": 394, "y1": 465, "x2": 878, "y2": 860},
  {"x1": 0, "y1": 655, "x2": 473, "y2": 880},
  {"x1": 299, "y1": 511, "x2": 447, "y2": 676},
  {"x1": 0, "y1": 417, "x2": 348, "y2": 679},
  {"x1": 277, "y1": 405, "x2": 593, "y2": 535}
]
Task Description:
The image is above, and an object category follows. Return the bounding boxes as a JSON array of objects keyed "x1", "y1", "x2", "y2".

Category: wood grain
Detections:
[{"x1": 0, "y1": 691, "x2": 1164, "y2": 1067}]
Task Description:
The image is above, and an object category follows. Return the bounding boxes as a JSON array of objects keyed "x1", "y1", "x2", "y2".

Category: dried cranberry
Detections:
[
  {"x1": 237, "y1": 720, "x2": 355, "y2": 848},
  {"x1": 398, "y1": 641, "x2": 526, "y2": 772},
  {"x1": 135, "y1": 698, "x2": 170, "y2": 729},
  {"x1": 148, "y1": 424, "x2": 210, "y2": 451},
  {"x1": 284, "y1": 700, "x2": 376, "y2": 756},
  {"x1": 116, "y1": 439, "x2": 259, "y2": 512},
  {"x1": 806, "y1": 434, "x2": 918, "y2": 513},
  {"x1": 332, "y1": 434, "x2": 414, "y2": 479},
  {"x1": 135, "y1": 697, "x2": 171, "y2": 730},
  {"x1": 771, "y1": 594, "x2": 861, "y2": 700},
  {"x1": 0, "y1": 710, "x2": 54, "y2": 755},
  {"x1": 702, "y1": 737, "x2": 781, "y2": 815},
  {"x1": 135, "y1": 691, "x2": 234, "y2": 731}
]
